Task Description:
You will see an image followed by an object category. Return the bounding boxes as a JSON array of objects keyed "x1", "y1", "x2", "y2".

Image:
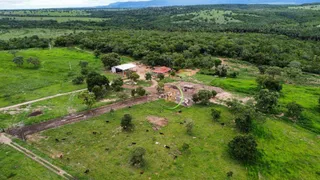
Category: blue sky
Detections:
[{"x1": 0, "y1": 0, "x2": 148, "y2": 9}]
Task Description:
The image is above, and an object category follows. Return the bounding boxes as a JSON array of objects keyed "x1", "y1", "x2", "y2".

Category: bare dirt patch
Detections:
[
  {"x1": 26, "y1": 133, "x2": 47, "y2": 143},
  {"x1": 147, "y1": 116, "x2": 168, "y2": 130},
  {"x1": 177, "y1": 69, "x2": 199, "y2": 77}
]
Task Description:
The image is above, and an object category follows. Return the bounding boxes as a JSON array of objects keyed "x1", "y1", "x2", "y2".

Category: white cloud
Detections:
[{"x1": 0, "y1": 0, "x2": 149, "y2": 9}]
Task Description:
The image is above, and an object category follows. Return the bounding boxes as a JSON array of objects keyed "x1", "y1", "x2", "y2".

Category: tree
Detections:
[
  {"x1": 284, "y1": 67, "x2": 302, "y2": 80},
  {"x1": 156, "y1": 82, "x2": 165, "y2": 94},
  {"x1": 92, "y1": 85, "x2": 107, "y2": 100},
  {"x1": 86, "y1": 72, "x2": 109, "y2": 91},
  {"x1": 235, "y1": 115, "x2": 253, "y2": 133},
  {"x1": 129, "y1": 72, "x2": 140, "y2": 82},
  {"x1": 256, "y1": 75, "x2": 282, "y2": 92},
  {"x1": 214, "y1": 59, "x2": 222, "y2": 68},
  {"x1": 286, "y1": 102, "x2": 303, "y2": 120},
  {"x1": 100, "y1": 53, "x2": 120, "y2": 69},
  {"x1": 131, "y1": 89, "x2": 136, "y2": 97},
  {"x1": 79, "y1": 61, "x2": 88, "y2": 68},
  {"x1": 130, "y1": 147, "x2": 146, "y2": 168},
  {"x1": 136, "y1": 87, "x2": 146, "y2": 96},
  {"x1": 27, "y1": 57, "x2": 40, "y2": 68},
  {"x1": 170, "y1": 71, "x2": 176, "y2": 77},
  {"x1": 72, "y1": 76, "x2": 84, "y2": 85},
  {"x1": 228, "y1": 135, "x2": 258, "y2": 163},
  {"x1": 94, "y1": 49, "x2": 101, "y2": 58},
  {"x1": 216, "y1": 64, "x2": 228, "y2": 77},
  {"x1": 145, "y1": 72, "x2": 152, "y2": 81},
  {"x1": 157, "y1": 73, "x2": 165, "y2": 81},
  {"x1": 211, "y1": 109, "x2": 221, "y2": 122},
  {"x1": 193, "y1": 90, "x2": 214, "y2": 105},
  {"x1": 185, "y1": 119, "x2": 194, "y2": 135},
  {"x1": 255, "y1": 89, "x2": 279, "y2": 113},
  {"x1": 258, "y1": 65, "x2": 267, "y2": 74},
  {"x1": 265, "y1": 66, "x2": 282, "y2": 78},
  {"x1": 111, "y1": 78, "x2": 124, "y2": 92},
  {"x1": 78, "y1": 91, "x2": 96, "y2": 109},
  {"x1": 12, "y1": 56, "x2": 24, "y2": 67},
  {"x1": 121, "y1": 114, "x2": 134, "y2": 131}
]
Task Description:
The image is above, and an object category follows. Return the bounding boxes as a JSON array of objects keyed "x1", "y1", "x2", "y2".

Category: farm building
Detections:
[
  {"x1": 111, "y1": 63, "x2": 136, "y2": 74},
  {"x1": 153, "y1": 66, "x2": 171, "y2": 74}
]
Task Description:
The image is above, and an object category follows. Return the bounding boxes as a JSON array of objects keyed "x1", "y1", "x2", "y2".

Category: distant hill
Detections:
[{"x1": 101, "y1": 0, "x2": 320, "y2": 8}]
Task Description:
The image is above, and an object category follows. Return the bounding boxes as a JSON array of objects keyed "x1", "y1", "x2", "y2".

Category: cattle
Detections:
[
  {"x1": 164, "y1": 145, "x2": 170, "y2": 149},
  {"x1": 146, "y1": 130, "x2": 149, "y2": 132},
  {"x1": 55, "y1": 139, "x2": 59, "y2": 142},
  {"x1": 105, "y1": 148, "x2": 109, "y2": 151},
  {"x1": 221, "y1": 123, "x2": 225, "y2": 126},
  {"x1": 92, "y1": 132, "x2": 97, "y2": 135},
  {"x1": 132, "y1": 142, "x2": 137, "y2": 145},
  {"x1": 62, "y1": 138, "x2": 66, "y2": 141},
  {"x1": 84, "y1": 169, "x2": 90, "y2": 174},
  {"x1": 140, "y1": 171, "x2": 144, "y2": 175},
  {"x1": 160, "y1": 132, "x2": 164, "y2": 135},
  {"x1": 106, "y1": 120, "x2": 110, "y2": 123}
]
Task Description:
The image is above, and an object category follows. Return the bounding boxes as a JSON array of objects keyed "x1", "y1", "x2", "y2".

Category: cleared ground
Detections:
[
  {"x1": 25, "y1": 100, "x2": 320, "y2": 179},
  {"x1": 0, "y1": 29, "x2": 88, "y2": 40}
]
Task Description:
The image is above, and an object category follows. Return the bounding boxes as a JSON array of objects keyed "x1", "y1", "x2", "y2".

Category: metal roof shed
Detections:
[{"x1": 111, "y1": 63, "x2": 136, "y2": 73}]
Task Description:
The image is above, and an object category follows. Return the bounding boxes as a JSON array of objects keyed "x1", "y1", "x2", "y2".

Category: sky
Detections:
[{"x1": 0, "y1": 0, "x2": 148, "y2": 9}]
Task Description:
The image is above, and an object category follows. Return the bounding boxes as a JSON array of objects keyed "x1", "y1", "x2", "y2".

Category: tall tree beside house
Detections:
[{"x1": 101, "y1": 53, "x2": 121, "y2": 70}]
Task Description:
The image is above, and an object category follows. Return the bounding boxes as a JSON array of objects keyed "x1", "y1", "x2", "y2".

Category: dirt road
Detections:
[
  {"x1": 0, "y1": 89, "x2": 86, "y2": 111},
  {"x1": 7, "y1": 95, "x2": 158, "y2": 140},
  {"x1": 0, "y1": 133, "x2": 73, "y2": 179}
]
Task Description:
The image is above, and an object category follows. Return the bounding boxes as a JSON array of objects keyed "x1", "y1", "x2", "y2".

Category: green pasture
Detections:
[
  {"x1": 289, "y1": 5, "x2": 320, "y2": 10},
  {"x1": 0, "y1": 144, "x2": 62, "y2": 180},
  {"x1": 0, "y1": 16, "x2": 106, "y2": 22},
  {"x1": 0, "y1": 29, "x2": 88, "y2": 40},
  {"x1": 173, "y1": 9, "x2": 241, "y2": 24},
  {"x1": 27, "y1": 100, "x2": 320, "y2": 179},
  {"x1": 0, "y1": 48, "x2": 122, "y2": 107},
  {"x1": 0, "y1": 10, "x2": 91, "y2": 16}
]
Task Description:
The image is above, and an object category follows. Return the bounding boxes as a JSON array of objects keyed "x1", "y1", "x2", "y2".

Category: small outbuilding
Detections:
[
  {"x1": 111, "y1": 63, "x2": 136, "y2": 74},
  {"x1": 153, "y1": 66, "x2": 171, "y2": 74}
]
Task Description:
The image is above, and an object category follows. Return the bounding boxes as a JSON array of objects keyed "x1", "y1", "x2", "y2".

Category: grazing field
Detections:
[
  {"x1": 0, "y1": 29, "x2": 88, "y2": 40},
  {"x1": 0, "y1": 144, "x2": 62, "y2": 180},
  {"x1": 0, "y1": 10, "x2": 91, "y2": 16},
  {"x1": 289, "y1": 5, "x2": 320, "y2": 10},
  {"x1": 26, "y1": 100, "x2": 320, "y2": 179},
  {"x1": 0, "y1": 48, "x2": 122, "y2": 108},
  {"x1": 193, "y1": 60, "x2": 320, "y2": 133},
  {"x1": 0, "y1": 16, "x2": 106, "y2": 22},
  {"x1": 172, "y1": 9, "x2": 241, "y2": 24}
]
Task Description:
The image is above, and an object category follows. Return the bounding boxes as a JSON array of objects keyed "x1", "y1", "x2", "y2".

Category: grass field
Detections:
[
  {"x1": 0, "y1": 16, "x2": 106, "y2": 22},
  {"x1": 172, "y1": 9, "x2": 241, "y2": 24},
  {"x1": 0, "y1": 48, "x2": 123, "y2": 107},
  {"x1": 0, "y1": 144, "x2": 62, "y2": 180},
  {"x1": 192, "y1": 60, "x2": 320, "y2": 133},
  {"x1": 25, "y1": 100, "x2": 320, "y2": 179},
  {"x1": 0, "y1": 29, "x2": 88, "y2": 40},
  {"x1": 0, "y1": 10, "x2": 91, "y2": 16},
  {"x1": 289, "y1": 5, "x2": 320, "y2": 10}
]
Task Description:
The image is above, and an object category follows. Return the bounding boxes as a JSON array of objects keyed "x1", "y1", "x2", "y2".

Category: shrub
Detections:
[
  {"x1": 136, "y1": 87, "x2": 146, "y2": 96},
  {"x1": 235, "y1": 115, "x2": 253, "y2": 133},
  {"x1": 228, "y1": 135, "x2": 258, "y2": 163},
  {"x1": 131, "y1": 89, "x2": 136, "y2": 97},
  {"x1": 255, "y1": 89, "x2": 279, "y2": 113},
  {"x1": 92, "y1": 85, "x2": 107, "y2": 100},
  {"x1": 100, "y1": 53, "x2": 121, "y2": 69},
  {"x1": 86, "y1": 72, "x2": 110, "y2": 91},
  {"x1": 112, "y1": 78, "x2": 124, "y2": 92},
  {"x1": 185, "y1": 119, "x2": 194, "y2": 135},
  {"x1": 12, "y1": 56, "x2": 24, "y2": 67},
  {"x1": 130, "y1": 147, "x2": 146, "y2": 168},
  {"x1": 129, "y1": 72, "x2": 140, "y2": 82},
  {"x1": 72, "y1": 76, "x2": 84, "y2": 85},
  {"x1": 286, "y1": 102, "x2": 303, "y2": 120},
  {"x1": 157, "y1": 73, "x2": 165, "y2": 81},
  {"x1": 78, "y1": 91, "x2": 96, "y2": 109},
  {"x1": 211, "y1": 109, "x2": 221, "y2": 122},
  {"x1": 27, "y1": 57, "x2": 40, "y2": 68},
  {"x1": 193, "y1": 90, "x2": 214, "y2": 105},
  {"x1": 121, "y1": 114, "x2": 134, "y2": 131},
  {"x1": 216, "y1": 64, "x2": 228, "y2": 77},
  {"x1": 180, "y1": 143, "x2": 190, "y2": 152},
  {"x1": 228, "y1": 72, "x2": 238, "y2": 78},
  {"x1": 145, "y1": 72, "x2": 152, "y2": 81},
  {"x1": 79, "y1": 61, "x2": 88, "y2": 68},
  {"x1": 256, "y1": 75, "x2": 282, "y2": 92}
]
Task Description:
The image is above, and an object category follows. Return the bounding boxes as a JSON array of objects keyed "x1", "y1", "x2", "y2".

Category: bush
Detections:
[
  {"x1": 193, "y1": 90, "x2": 214, "y2": 105},
  {"x1": 131, "y1": 89, "x2": 136, "y2": 97},
  {"x1": 112, "y1": 78, "x2": 124, "y2": 92},
  {"x1": 130, "y1": 147, "x2": 146, "y2": 168},
  {"x1": 86, "y1": 72, "x2": 110, "y2": 91},
  {"x1": 228, "y1": 135, "x2": 258, "y2": 163},
  {"x1": 255, "y1": 89, "x2": 279, "y2": 113},
  {"x1": 256, "y1": 75, "x2": 282, "y2": 92},
  {"x1": 157, "y1": 73, "x2": 165, "y2": 81},
  {"x1": 92, "y1": 85, "x2": 107, "y2": 100},
  {"x1": 180, "y1": 143, "x2": 190, "y2": 152},
  {"x1": 216, "y1": 64, "x2": 228, "y2": 77},
  {"x1": 72, "y1": 76, "x2": 84, "y2": 85},
  {"x1": 121, "y1": 114, "x2": 134, "y2": 131},
  {"x1": 228, "y1": 72, "x2": 238, "y2": 78},
  {"x1": 185, "y1": 119, "x2": 194, "y2": 135},
  {"x1": 211, "y1": 109, "x2": 221, "y2": 122},
  {"x1": 235, "y1": 115, "x2": 253, "y2": 133},
  {"x1": 145, "y1": 72, "x2": 152, "y2": 81},
  {"x1": 286, "y1": 102, "x2": 303, "y2": 120},
  {"x1": 136, "y1": 87, "x2": 146, "y2": 96}
]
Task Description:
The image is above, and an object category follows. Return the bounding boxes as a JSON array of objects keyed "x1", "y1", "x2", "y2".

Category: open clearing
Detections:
[
  {"x1": 0, "y1": 16, "x2": 106, "y2": 22},
  {"x1": 0, "y1": 29, "x2": 88, "y2": 40},
  {"x1": 0, "y1": 48, "x2": 124, "y2": 108},
  {"x1": 23, "y1": 100, "x2": 320, "y2": 179}
]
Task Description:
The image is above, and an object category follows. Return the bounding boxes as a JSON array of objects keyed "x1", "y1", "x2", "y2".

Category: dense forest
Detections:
[{"x1": 1, "y1": 4, "x2": 320, "y2": 40}]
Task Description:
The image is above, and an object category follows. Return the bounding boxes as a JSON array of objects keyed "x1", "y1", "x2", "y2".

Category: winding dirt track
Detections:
[
  {"x1": 0, "y1": 89, "x2": 86, "y2": 111},
  {"x1": 7, "y1": 95, "x2": 158, "y2": 140}
]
